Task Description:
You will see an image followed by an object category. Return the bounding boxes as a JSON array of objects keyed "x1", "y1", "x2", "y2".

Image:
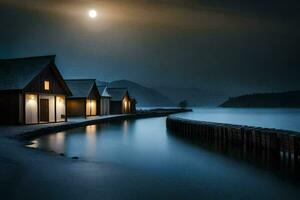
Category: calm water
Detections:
[
  {"x1": 30, "y1": 109, "x2": 300, "y2": 199},
  {"x1": 177, "y1": 108, "x2": 300, "y2": 132}
]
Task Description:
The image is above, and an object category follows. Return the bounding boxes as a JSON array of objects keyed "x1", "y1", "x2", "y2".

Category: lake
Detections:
[
  {"x1": 177, "y1": 108, "x2": 300, "y2": 132},
  {"x1": 29, "y1": 108, "x2": 300, "y2": 199}
]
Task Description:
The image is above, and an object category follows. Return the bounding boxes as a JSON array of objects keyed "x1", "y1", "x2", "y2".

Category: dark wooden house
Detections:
[
  {"x1": 0, "y1": 55, "x2": 72, "y2": 125},
  {"x1": 97, "y1": 85, "x2": 111, "y2": 115},
  {"x1": 107, "y1": 88, "x2": 136, "y2": 114},
  {"x1": 65, "y1": 79, "x2": 100, "y2": 118}
]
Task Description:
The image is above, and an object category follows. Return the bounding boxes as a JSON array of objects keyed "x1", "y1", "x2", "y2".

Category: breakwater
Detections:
[{"x1": 166, "y1": 116, "x2": 300, "y2": 163}]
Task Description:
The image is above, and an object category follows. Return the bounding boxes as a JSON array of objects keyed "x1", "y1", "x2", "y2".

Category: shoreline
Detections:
[
  {"x1": 0, "y1": 108, "x2": 191, "y2": 142},
  {"x1": 0, "y1": 108, "x2": 191, "y2": 199},
  {"x1": 1, "y1": 109, "x2": 300, "y2": 199}
]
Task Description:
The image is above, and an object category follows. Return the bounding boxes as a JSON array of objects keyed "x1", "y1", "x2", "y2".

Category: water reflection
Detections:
[
  {"x1": 86, "y1": 124, "x2": 97, "y2": 135},
  {"x1": 30, "y1": 117, "x2": 300, "y2": 198},
  {"x1": 123, "y1": 120, "x2": 128, "y2": 134},
  {"x1": 29, "y1": 131, "x2": 66, "y2": 153},
  {"x1": 86, "y1": 125, "x2": 97, "y2": 156},
  {"x1": 27, "y1": 139, "x2": 38, "y2": 148},
  {"x1": 170, "y1": 131, "x2": 300, "y2": 179}
]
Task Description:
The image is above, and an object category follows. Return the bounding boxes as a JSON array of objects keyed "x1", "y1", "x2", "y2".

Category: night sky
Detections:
[{"x1": 0, "y1": 0, "x2": 299, "y2": 95}]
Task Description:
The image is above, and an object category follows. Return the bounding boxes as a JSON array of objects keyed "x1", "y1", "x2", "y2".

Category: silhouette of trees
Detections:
[
  {"x1": 178, "y1": 100, "x2": 188, "y2": 108},
  {"x1": 220, "y1": 91, "x2": 300, "y2": 108}
]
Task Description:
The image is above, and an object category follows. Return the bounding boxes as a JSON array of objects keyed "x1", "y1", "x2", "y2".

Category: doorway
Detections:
[{"x1": 40, "y1": 99, "x2": 49, "y2": 122}]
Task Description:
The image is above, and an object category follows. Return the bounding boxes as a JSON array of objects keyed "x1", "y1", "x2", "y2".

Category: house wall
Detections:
[
  {"x1": 86, "y1": 99, "x2": 97, "y2": 116},
  {"x1": 0, "y1": 92, "x2": 21, "y2": 124},
  {"x1": 25, "y1": 94, "x2": 38, "y2": 124},
  {"x1": 22, "y1": 63, "x2": 69, "y2": 124},
  {"x1": 39, "y1": 95, "x2": 55, "y2": 123},
  {"x1": 87, "y1": 84, "x2": 100, "y2": 116},
  {"x1": 56, "y1": 96, "x2": 66, "y2": 122},
  {"x1": 122, "y1": 95, "x2": 131, "y2": 114},
  {"x1": 110, "y1": 94, "x2": 135, "y2": 114},
  {"x1": 88, "y1": 84, "x2": 101, "y2": 100},
  {"x1": 130, "y1": 100, "x2": 136, "y2": 113},
  {"x1": 19, "y1": 93, "x2": 24, "y2": 123},
  {"x1": 67, "y1": 99, "x2": 85, "y2": 117},
  {"x1": 24, "y1": 94, "x2": 66, "y2": 124},
  {"x1": 24, "y1": 63, "x2": 67, "y2": 95},
  {"x1": 110, "y1": 101, "x2": 122, "y2": 114},
  {"x1": 0, "y1": 62, "x2": 70, "y2": 125},
  {"x1": 100, "y1": 97, "x2": 110, "y2": 115},
  {"x1": 106, "y1": 98, "x2": 111, "y2": 115}
]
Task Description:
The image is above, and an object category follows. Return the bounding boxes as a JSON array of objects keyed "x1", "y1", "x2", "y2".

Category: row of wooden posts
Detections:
[{"x1": 166, "y1": 117, "x2": 300, "y2": 162}]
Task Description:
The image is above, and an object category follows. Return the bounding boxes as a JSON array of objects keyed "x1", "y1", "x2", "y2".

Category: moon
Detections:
[{"x1": 88, "y1": 9, "x2": 97, "y2": 18}]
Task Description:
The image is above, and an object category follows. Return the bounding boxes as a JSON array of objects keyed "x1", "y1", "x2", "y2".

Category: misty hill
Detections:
[
  {"x1": 220, "y1": 91, "x2": 300, "y2": 108},
  {"x1": 155, "y1": 87, "x2": 227, "y2": 107},
  {"x1": 108, "y1": 80, "x2": 175, "y2": 107},
  {"x1": 96, "y1": 80, "x2": 108, "y2": 86}
]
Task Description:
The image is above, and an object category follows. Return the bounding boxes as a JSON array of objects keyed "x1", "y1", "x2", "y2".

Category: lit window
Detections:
[{"x1": 44, "y1": 81, "x2": 50, "y2": 91}]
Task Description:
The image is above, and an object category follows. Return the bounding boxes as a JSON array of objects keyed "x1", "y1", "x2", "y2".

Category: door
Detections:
[{"x1": 40, "y1": 99, "x2": 49, "y2": 122}]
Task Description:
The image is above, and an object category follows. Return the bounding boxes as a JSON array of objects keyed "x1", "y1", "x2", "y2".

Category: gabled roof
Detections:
[
  {"x1": 0, "y1": 55, "x2": 56, "y2": 90},
  {"x1": 97, "y1": 85, "x2": 111, "y2": 97},
  {"x1": 107, "y1": 88, "x2": 129, "y2": 101},
  {"x1": 65, "y1": 79, "x2": 98, "y2": 98}
]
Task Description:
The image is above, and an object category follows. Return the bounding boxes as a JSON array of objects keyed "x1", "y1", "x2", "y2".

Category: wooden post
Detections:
[
  {"x1": 54, "y1": 95, "x2": 57, "y2": 123},
  {"x1": 294, "y1": 136, "x2": 299, "y2": 164},
  {"x1": 37, "y1": 94, "x2": 40, "y2": 123}
]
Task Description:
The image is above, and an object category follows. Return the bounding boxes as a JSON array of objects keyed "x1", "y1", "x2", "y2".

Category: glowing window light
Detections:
[{"x1": 44, "y1": 81, "x2": 50, "y2": 91}]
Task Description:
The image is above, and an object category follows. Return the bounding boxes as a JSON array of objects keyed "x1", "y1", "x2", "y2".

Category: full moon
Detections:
[{"x1": 88, "y1": 9, "x2": 97, "y2": 18}]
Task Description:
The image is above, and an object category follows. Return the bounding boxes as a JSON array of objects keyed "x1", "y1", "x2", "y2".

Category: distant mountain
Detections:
[
  {"x1": 220, "y1": 90, "x2": 300, "y2": 108},
  {"x1": 98, "y1": 80, "x2": 228, "y2": 107},
  {"x1": 155, "y1": 87, "x2": 227, "y2": 107},
  {"x1": 108, "y1": 80, "x2": 175, "y2": 107},
  {"x1": 96, "y1": 80, "x2": 108, "y2": 86}
]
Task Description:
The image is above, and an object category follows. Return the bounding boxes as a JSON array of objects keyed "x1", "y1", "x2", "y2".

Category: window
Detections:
[{"x1": 44, "y1": 81, "x2": 50, "y2": 91}]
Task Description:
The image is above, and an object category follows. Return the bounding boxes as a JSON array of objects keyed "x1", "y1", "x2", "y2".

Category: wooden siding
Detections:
[
  {"x1": 88, "y1": 84, "x2": 101, "y2": 99},
  {"x1": 67, "y1": 99, "x2": 86, "y2": 117},
  {"x1": 122, "y1": 95, "x2": 130, "y2": 114},
  {"x1": 19, "y1": 93, "x2": 24, "y2": 123},
  {"x1": 130, "y1": 99, "x2": 136, "y2": 113},
  {"x1": 24, "y1": 63, "x2": 68, "y2": 95},
  {"x1": 0, "y1": 92, "x2": 21, "y2": 124},
  {"x1": 110, "y1": 101, "x2": 123, "y2": 114},
  {"x1": 110, "y1": 93, "x2": 135, "y2": 114},
  {"x1": 99, "y1": 97, "x2": 110, "y2": 115}
]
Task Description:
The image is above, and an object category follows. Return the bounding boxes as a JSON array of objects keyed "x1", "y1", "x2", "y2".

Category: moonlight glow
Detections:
[{"x1": 88, "y1": 9, "x2": 97, "y2": 18}]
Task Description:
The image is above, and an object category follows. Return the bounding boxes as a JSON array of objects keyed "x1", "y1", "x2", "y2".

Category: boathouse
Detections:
[
  {"x1": 0, "y1": 55, "x2": 72, "y2": 125},
  {"x1": 107, "y1": 88, "x2": 136, "y2": 114},
  {"x1": 65, "y1": 79, "x2": 100, "y2": 118},
  {"x1": 97, "y1": 85, "x2": 111, "y2": 115}
]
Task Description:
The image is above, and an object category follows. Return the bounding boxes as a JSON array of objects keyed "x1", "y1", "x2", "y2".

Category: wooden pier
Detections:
[{"x1": 166, "y1": 116, "x2": 300, "y2": 163}]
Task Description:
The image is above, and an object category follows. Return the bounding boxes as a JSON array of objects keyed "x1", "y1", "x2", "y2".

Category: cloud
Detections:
[
  {"x1": 0, "y1": 0, "x2": 289, "y2": 33},
  {"x1": 1, "y1": 0, "x2": 299, "y2": 93}
]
